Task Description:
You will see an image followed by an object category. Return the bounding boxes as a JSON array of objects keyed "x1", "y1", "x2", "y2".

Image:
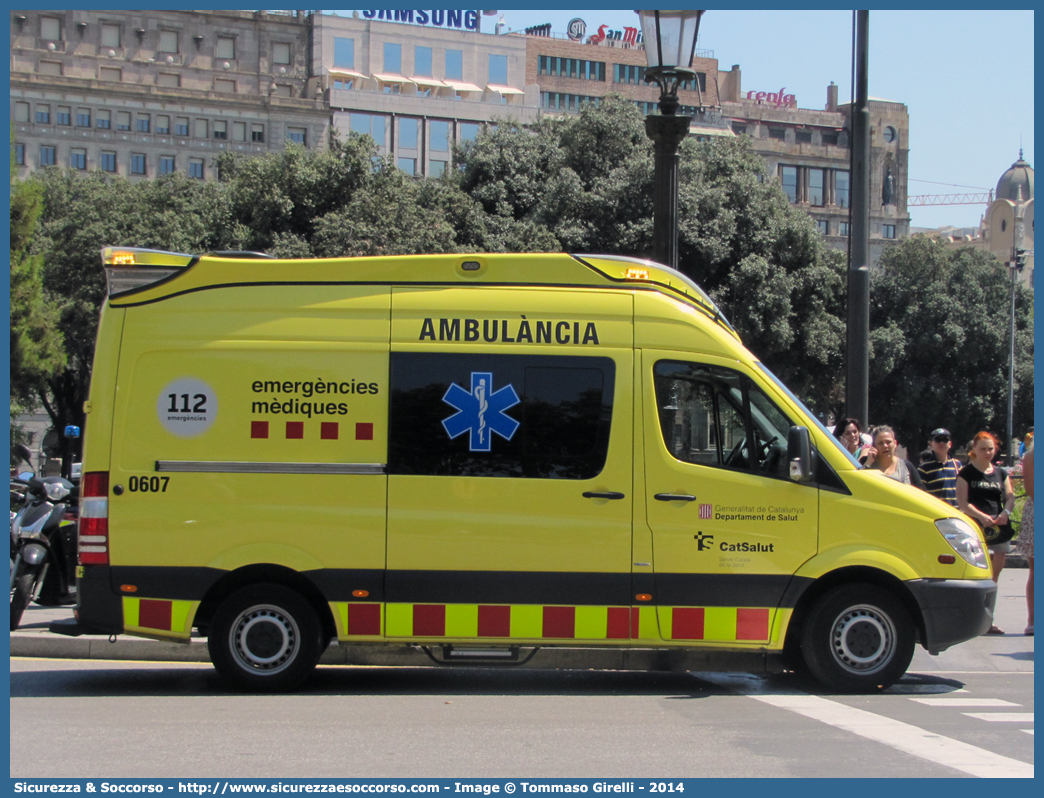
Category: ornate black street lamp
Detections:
[{"x1": 638, "y1": 9, "x2": 705, "y2": 270}]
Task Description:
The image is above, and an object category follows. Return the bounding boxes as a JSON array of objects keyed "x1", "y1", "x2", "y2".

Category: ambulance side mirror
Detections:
[{"x1": 788, "y1": 426, "x2": 813, "y2": 483}]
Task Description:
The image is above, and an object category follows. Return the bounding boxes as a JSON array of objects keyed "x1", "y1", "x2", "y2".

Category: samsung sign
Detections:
[{"x1": 362, "y1": 10, "x2": 480, "y2": 31}]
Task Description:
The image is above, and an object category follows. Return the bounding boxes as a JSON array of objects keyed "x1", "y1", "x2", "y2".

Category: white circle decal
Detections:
[{"x1": 157, "y1": 378, "x2": 218, "y2": 437}]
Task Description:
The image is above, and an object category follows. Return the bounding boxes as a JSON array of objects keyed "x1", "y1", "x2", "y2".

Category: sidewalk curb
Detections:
[{"x1": 10, "y1": 634, "x2": 211, "y2": 662}]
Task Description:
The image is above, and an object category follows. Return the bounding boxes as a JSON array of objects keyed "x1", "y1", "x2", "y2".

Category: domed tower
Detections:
[{"x1": 983, "y1": 151, "x2": 1034, "y2": 288}]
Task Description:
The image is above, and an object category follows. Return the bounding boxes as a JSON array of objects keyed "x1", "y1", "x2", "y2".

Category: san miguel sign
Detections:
[
  {"x1": 362, "y1": 10, "x2": 480, "y2": 31},
  {"x1": 566, "y1": 18, "x2": 644, "y2": 45},
  {"x1": 745, "y1": 88, "x2": 797, "y2": 108}
]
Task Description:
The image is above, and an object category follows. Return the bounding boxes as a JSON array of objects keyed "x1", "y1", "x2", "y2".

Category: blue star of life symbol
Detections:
[{"x1": 441, "y1": 372, "x2": 520, "y2": 452}]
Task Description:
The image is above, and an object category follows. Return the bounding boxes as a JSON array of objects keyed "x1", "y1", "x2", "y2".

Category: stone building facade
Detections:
[{"x1": 10, "y1": 9, "x2": 330, "y2": 182}]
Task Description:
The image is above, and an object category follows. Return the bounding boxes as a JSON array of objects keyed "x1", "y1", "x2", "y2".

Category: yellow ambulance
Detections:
[{"x1": 54, "y1": 247, "x2": 996, "y2": 692}]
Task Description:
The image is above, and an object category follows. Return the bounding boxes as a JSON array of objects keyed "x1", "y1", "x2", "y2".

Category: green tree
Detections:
[{"x1": 868, "y1": 236, "x2": 1034, "y2": 449}]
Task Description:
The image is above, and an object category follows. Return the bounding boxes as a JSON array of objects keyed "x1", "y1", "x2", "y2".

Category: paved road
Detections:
[{"x1": 10, "y1": 570, "x2": 1034, "y2": 778}]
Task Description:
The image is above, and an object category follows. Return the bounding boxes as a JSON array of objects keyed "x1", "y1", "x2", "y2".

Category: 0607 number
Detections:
[{"x1": 127, "y1": 476, "x2": 170, "y2": 493}]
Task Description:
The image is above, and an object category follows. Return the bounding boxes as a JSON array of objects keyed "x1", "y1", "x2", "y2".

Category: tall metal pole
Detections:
[
  {"x1": 1007, "y1": 198, "x2": 1024, "y2": 464},
  {"x1": 846, "y1": 11, "x2": 871, "y2": 428},
  {"x1": 646, "y1": 115, "x2": 691, "y2": 269}
]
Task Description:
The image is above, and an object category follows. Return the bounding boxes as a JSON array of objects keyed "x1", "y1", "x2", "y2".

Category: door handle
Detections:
[
  {"x1": 583, "y1": 491, "x2": 626, "y2": 500},
  {"x1": 654, "y1": 493, "x2": 697, "y2": 502}
]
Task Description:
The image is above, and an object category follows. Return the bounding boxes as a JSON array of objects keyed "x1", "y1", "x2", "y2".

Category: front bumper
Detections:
[{"x1": 906, "y1": 578, "x2": 996, "y2": 654}]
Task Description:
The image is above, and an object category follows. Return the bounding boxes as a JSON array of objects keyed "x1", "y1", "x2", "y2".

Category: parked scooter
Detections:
[{"x1": 10, "y1": 476, "x2": 79, "y2": 631}]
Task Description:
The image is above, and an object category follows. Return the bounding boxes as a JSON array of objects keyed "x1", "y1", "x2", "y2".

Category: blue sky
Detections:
[{"x1": 337, "y1": 9, "x2": 1034, "y2": 231}]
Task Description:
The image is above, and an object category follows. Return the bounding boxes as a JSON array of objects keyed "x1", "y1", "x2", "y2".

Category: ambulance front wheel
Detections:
[
  {"x1": 208, "y1": 584, "x2": 323, "y2": 691},
  {"x1": 799, "y1": 583, "x2": 915, "y2": 692}
]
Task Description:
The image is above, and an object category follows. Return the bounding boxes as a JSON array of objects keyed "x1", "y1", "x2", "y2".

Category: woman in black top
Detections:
[{"x1": 957, "y1": 431, "x2": 1015, "y2": 634}]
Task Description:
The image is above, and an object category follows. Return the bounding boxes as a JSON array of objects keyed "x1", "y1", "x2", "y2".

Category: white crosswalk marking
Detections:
[
  {"x1": 964, "y1": 713, "x2": 1035, "y2": 722},
  {"x1": 698, "y1": 673, "x2": 1034, "y2": 778},
  {"x1": 911, "y1": 697, "x2": 1021, "y2": 707}
]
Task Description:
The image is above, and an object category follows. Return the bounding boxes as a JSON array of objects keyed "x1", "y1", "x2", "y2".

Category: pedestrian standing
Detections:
[
  {"x1": 1018, "y1": 444, "x2": 1033, "y2": 636},
  {"x1": 957, "y1": 431, "x2": 1016, "y2": 635},
  {"x1": 863, "y1": 426, "x2": 925, "y2": 489},
  {"x1": 917, "y1": 428, "x2": 961, "y2": 507},
  {"x1": 833, "y1": 418, "x2": 870, "y2": 462}
]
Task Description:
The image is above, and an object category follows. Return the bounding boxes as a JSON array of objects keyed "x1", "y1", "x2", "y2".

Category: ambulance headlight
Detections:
[{"x1": 936, "y1": 517, "x2": 989, "y2": 570}]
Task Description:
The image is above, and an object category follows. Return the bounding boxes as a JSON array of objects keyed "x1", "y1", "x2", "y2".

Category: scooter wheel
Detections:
[
  {"x1": 207, "y1": 583, "x2": 323, "y2": 692},
  {"x1": 10, "y1": 568, "x2": 37, "y2": 631}
]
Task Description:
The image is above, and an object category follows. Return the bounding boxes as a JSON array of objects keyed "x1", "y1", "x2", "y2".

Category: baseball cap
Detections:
[{"x1": 930, "y1": 428, "x2": 951, "y2": 440}]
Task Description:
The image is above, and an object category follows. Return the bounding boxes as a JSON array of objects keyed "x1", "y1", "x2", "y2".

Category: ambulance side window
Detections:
[
  {"x1": 389, "y1": 353, "x2": 615, "y2": 479},
  {"x1": 653, "y1": 361, "x2": 792, "y2": 479}
]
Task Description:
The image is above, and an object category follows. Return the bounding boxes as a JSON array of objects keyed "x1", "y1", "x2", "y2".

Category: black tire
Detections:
[
  {"x1": 207, "y1": 584, "x2": 322, "y2": 691},
  {"x1": 10, "y1": 566, "x2": 38, "y2": 631},
  {"x1": 800, "y1": 583, "x2": 915, "y2": 693}
]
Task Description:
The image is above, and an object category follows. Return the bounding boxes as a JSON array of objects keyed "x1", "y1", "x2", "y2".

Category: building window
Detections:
[
  {"x1": 116, "y1": 112, "x2": 131, "y2": 131},
  {"x1": 384, "y1": 42, "x2": 402, "y2": 74},
  {"x1": 157, "y1": 72, "x2": 180, "y2": 88},
  {"x1": 99, "y1": 66, "x2": 122, "y2": 82},
  {"x1": 333, "y1": 79, "x2": 353, "y2": 91},
  {"x1": 15, "y1": 143, "x2": 25, "y2": 165},
  {"x1": 70, "y1": 148, "x2": 87, "y2": 170},
  {"x1": 430, "y1": 159, "x2": 447, "y2": 178},
  {"x1": 286, "y1": 126, "x2": 306, "y2": 145},
  {"x1": 159, "y1": 30, "x2": 179, "y2": 54},
  {"x1": 334, "y1": 37, "x2": 354, "y2": 68},
  {"x1": 175, "y1": 117, "x2": 189, "y2": 136},
  {"x1": 459, "y1": 122, "x2": 480, "y2": 142},
  {"x1": 398, "y1": 157, "x2": 416, "y2": 175},
  {"x1": 76, "y1": 109, "x2": 91, "y2": 127},
  {"x1": 809, "y1": 168, "x2": 825, "y2": 206},
  {"x1": 39, "y1": 61, "x2": 63, "y2": 76},
  {"x1": 213, "y1": 120, "x2": 227, "y2": 140},
  {"x1": 100, "y1": 151, "x2": 117, "y2": 173},
  {"x1": 883, "y1": 224, "x2": 896, "y2": 240},
  {"x1": 731, "y1": 123, "x2": 747, "y2": 136},
  {"x1": 816, "y1": 220, "x2": 829, "y2": 235},
  {"x1": 780, "y1": 166, "x2": 798, "y2": 203},
  {"x1": 156, "y1": 115, "x2": 170, "y2": 134},
  {"x1": 215, "y1": 79, "x2": 236, "y2": 93},
  {"x1": 216, "y1": 36, "x2": 235, "y2": 60},
  {"x1": 194, "y1": 119, "x2": 208, "y2": 139},
  {"x1": 35, "y1": 105, "x2": 50, "y2": 124},
  {"x1": 41, "y1": 16, "x2": 61, "y2": 41},
  {"x1": 96, "y1": 110, "x2": 111, "y2": 129},
  {"x1": 883, "y1": 125, "x2": 897, "y2": 143},
  {"x1": 232, "y1": 121, "x2": 246, "y2": 142},
  {"x1": 15, "y1": 102, "x2": 30, "y2": 123},
  {"x1": 273, "y1": 84, "x2": 292, "y2": 98},
  {"x1": 159, "y1": 155, "x2": 176, "y2": 175},
  {"x1": 56, "y1": 106, "x2": 71, "y2": 126},
  {"x1": 188, "y1": 158, "x2": 205, "y2": 179},
  {"x1": 39, "y1": 145, "x2": 56, "y2": 167},
  {"x1": 537, "y1": 56, "x2": 605, "y2": 81},
  {"x1": 488, "y1": 54, "x2": 508, "y2": 85},
  {"x1": 796, "y1": 130, "x2": 812, "y2": 143},
  {"x1": 273, "y1": 42, "x2": 291, "y2": 65},
  {"x1": 678, "y1": 72, "x2": 707, "y2": 92},
  {"x1": 399, "y1": 118, "x2": 419, "y2": 150},
  {"x1": 251, "y1": 124, "x2": 265, "y2": 143},
  {"x1": 130, "y1": 153, "x2": 146, "y2": 175},
  {"x1": 101, "y1": 23, "x2": 121, "y2": 48},
  {"x1": 445, "y1": 49, "x2": 463, "y2": 81},
  {"x1": 415, "y1": 46, "x2": 432, "y2": 77},
  {"x1": 822, "y1": 132, "x2": 839, "y2": 146},
  {"x1": 350, "y1": 114, "x2": 386, "y2": 148},
  {"x1": 542, "y1": 93, "x2": 600, "y2": 113},
  {"x1": 136, "y1": 115, "x2": 150, "y2": 133},
  {"x1": 612, "y1": 63, "x2": 645, "y2": 84},
  {"x1": 835, "y1": 170, "x2": 850, "y2": 209},
  {"x1": 839, "y1": 222, "x2": 850, "y2": 237},
  {"x1": 430, "y1": 120, "x2": 449, "y2": 153},
  {"x1": 769, "y1": 128, "x2": 786, "y2": 141}
]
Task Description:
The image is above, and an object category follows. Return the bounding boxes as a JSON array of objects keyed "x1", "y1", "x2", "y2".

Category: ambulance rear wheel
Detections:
[
  {"x1": 800, "y1": 583, "x2": 914, "y2": 693},
  {"x1": 208, "y1": 584, "x2": 322, "y2": 691}
]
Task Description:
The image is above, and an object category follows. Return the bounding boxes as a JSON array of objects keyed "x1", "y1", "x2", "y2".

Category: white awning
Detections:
[
  {"x1": 411, "y1": 76, "x2": 447, "y2": 88},
  {"x1": 486, "y1": 84, "x2": 525, "y2": 95},
  {"x1": 327, "y1": 68, "x2": 366, "y2": 79},
  {"x1": 372, "y1": 73, "x2": 413, "y2": 84},
  {"x1": 443, "y1": 80, "x2": 483, "y2": 93}
]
